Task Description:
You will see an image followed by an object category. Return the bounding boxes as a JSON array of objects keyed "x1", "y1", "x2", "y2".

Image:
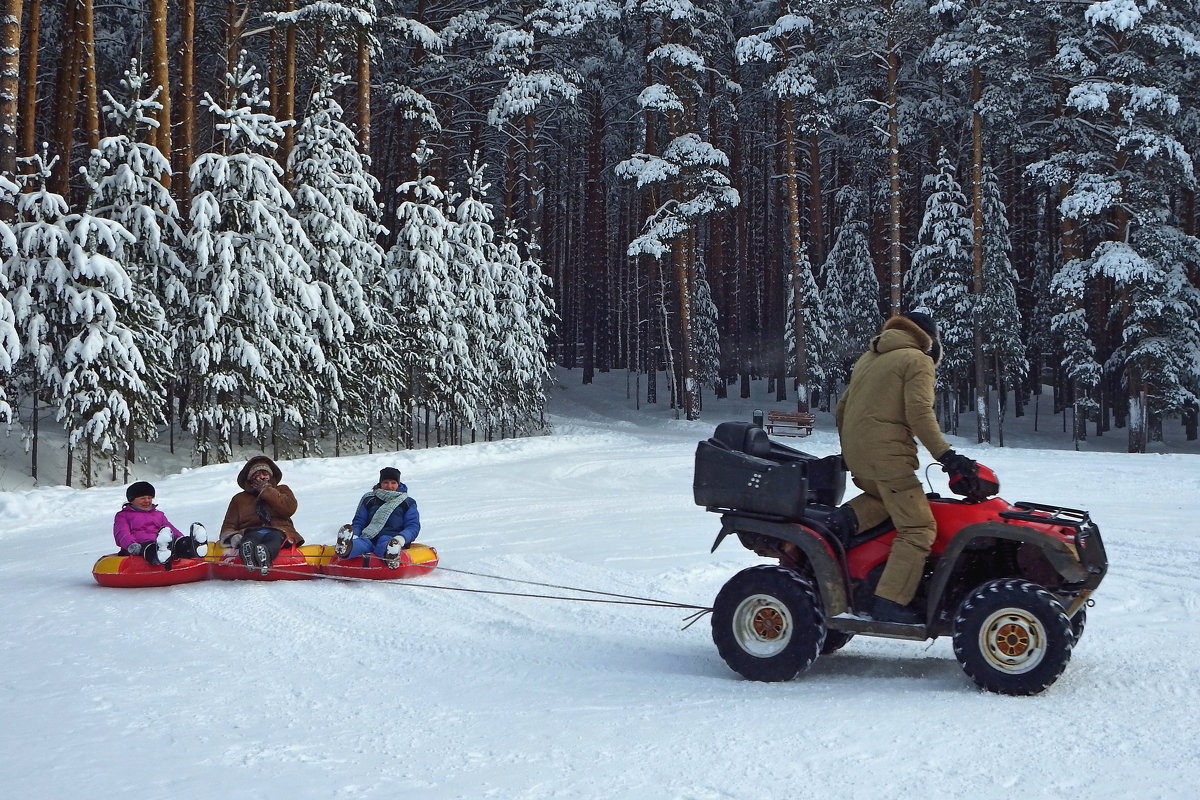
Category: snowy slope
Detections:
[{"x1": 1, "y1": 373, "x2": 1198, "y2": 799}]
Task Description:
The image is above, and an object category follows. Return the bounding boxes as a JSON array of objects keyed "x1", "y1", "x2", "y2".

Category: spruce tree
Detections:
[
  {"x1": 908, "y1": 150, "x2": 973, "y2": 428},
  {"x1": 86, "y1": 60, "x2": 182, "y2": 450},
  {"x1": 289, "y1": 66, "x2": 391, "y2": 450},
  {"x1": 185, "y1": 52, "x2": 325, "y2": 462},
  {"x1": 820, "y1": 187, "x2": 881, "y2": 396},
  {"x1": 0, "y1": 174, "x2": 19, "y2": 423},
  {"x1": 385, "y1": 141, "x2": 473, "y2": 441},
  {"x1": 7, "y1": 149, "x2": 148, "y2": 484}
]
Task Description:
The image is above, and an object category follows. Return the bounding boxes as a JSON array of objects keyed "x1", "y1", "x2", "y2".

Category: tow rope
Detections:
[{"x1": 246, "y1": 561, "x2": 714, "y2": 630}]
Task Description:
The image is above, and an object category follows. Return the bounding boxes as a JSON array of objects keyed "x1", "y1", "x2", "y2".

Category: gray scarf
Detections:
[{"x1": 361, "y1": 488, "x2": 408, "y2": 539}]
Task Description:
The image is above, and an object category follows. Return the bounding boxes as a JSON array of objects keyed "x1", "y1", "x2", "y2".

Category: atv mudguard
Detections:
[
  {"x1": 925, "y1": 520, "x2": 1107, "y2": 617},
  {"x1": 713, "y1": 513, "x2": 850, "y2": 615}
]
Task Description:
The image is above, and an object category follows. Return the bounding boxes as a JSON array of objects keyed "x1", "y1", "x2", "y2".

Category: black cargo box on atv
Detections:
[{"x1": 693, "y1": 422, "x2": 846, "y2": 520}]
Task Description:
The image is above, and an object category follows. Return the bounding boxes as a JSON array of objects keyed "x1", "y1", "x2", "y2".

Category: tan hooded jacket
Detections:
[
  {"x1": 218, "y1": 455, "x2": 303, "y2": 546},
  {"x1": 835, "y1": 315, "x2": 952, "y2": 479}
]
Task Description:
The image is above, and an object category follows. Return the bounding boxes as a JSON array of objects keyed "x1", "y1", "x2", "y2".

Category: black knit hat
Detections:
[
  {"x1": 903, "y1": 310, "x2": 942, "y2": 365},
  {"x1": 379, "y1": 467, "x2": 401, "y2": 484},
  {"x1": 126, "y1": 480, "x2": 155, "y2": 502},
  {"x1": 903, "y1": 310, "x2": 937, "y2": 339}
]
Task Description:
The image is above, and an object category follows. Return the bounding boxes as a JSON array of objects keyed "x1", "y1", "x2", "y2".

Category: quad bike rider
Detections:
[
  {"x1": 832, "y1": 310, "x2": 976, "y2": 625},
  {"x1": 693, "y1": 421, "x2": 1107, "y2": 695}
]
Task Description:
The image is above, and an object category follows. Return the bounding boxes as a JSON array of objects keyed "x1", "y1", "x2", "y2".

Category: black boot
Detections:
[{"x1": 869, "y1": 596, "x2": 922, "y2": 624}]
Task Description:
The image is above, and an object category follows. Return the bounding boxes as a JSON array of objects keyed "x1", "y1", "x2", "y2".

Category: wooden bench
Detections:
[{"x1": 766, "y1": 410, "x2": 815, "y2": 437}]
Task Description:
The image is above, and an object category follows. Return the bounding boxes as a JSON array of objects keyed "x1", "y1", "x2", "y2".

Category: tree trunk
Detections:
[
  {"x1": 77, "y1": 0, "x2": 98, "y2": 154},
  {"x1": 17, "y1": 0, "x2": 38, "y2": 160},
  {"x1": 970, "y1": 66, "x2": 990, "y2": 444},
  {"x1": 0, "y1": 0, "x2": 22, "y2": 184},
  {"x1": 780, "y1": 99, "x2": 809, "y2": 412},
  {"x1": 50, "y1": 0, "x2": 80, "y2": 195},
  {"x1": 149, "y1": 0, "x2": 170, "y2": 179},
  {"x1": 886, "y1": 33, "x2": 903, "y2": 316},
  {"x1": 176, "y1": 0, "x2": 195, "y2": 204},
  {"x1": 356, "y1": 31, "x2": 371, "y2": 153},
  {"x1": 806, "y1": 133, "x2": 824, "y2": 267},
  {"x1": 581, "y1": 90, "x2": 606, "y2": 386},
  {"x1": 280, "y1": 1, "x2": 296, "y2": 177}
]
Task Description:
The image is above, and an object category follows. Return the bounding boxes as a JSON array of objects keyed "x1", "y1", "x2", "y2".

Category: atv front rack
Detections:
[
  {"x1": 1001, "y1": 501, "x2": 1107, "y2": 577},
  {"x1": 999, "y1": 502, "x2": 1090, "y2": 529}
]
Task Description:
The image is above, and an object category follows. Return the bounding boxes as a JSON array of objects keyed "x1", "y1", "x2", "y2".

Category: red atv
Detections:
[{"x1": 693, "y1": 421, "x2": 1107, "y2": 695}]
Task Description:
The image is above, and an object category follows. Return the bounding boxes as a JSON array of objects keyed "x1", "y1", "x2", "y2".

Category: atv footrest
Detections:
[{"x1": 827, "y1": 614, "x2": 930, "y2": 641}]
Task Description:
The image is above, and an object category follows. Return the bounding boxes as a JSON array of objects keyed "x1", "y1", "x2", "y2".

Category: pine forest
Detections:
[{"x1": 1, "y1": 0, "x2": 1198, "y2": 485}]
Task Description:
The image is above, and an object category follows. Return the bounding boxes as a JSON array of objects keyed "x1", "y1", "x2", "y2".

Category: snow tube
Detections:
[
  {"x1": 92, "y1": 554, "x2": 210, "y2": 588},
  {"x1": 208, "y1": 543, "x2": 321, "y2": 581},
  {"x1": 321, "y1": 543, "x2": 439, "y2": 580}
]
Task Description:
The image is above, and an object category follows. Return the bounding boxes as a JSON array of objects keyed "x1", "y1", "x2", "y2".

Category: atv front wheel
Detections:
[
  {"x1": 952, "y1": 579, "x2": 1073, "y2": 696},
  {"x1": 1068, "y1": 606, "x2": 1087, "y2": 645},
  {"x1": 711, "y1": 565, "x2": 825, "y2": 682}
]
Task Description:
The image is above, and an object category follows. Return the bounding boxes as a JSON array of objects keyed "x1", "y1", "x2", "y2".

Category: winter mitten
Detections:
[
  {"x1": 126, "y1": 542, "x2": 142, "y2": 556},
  {"x1": 228, "y1": 532, "x2": 243, "y2": 549}
]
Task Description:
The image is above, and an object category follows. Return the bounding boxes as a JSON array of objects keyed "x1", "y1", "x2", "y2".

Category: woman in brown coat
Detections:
[{"x1": 218, "y1": 455, "x2": 303, "y2": 573}]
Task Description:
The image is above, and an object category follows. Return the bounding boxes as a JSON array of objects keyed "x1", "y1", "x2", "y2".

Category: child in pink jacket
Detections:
[{"x1": 113, "y1": 481, "x2": 208, "y2": 565}]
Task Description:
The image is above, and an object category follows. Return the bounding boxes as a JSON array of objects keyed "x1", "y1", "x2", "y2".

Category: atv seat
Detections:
[{"x1": 711, "y1": 421, "x2": 773, "y2": 457}]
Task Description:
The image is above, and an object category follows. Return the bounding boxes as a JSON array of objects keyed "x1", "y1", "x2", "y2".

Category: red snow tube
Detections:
[
  {"x1": 209, "y1": 543, "x2": 320, "y2": 581},
  {"x1": 321, "y1": 542, "x2": 439, "y2": 580},
  {"x1": 92, "y1": 554, "x2": 210, "y2": 588}
]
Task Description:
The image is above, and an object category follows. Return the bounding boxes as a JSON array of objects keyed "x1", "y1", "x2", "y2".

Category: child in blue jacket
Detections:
[{"x1": 335, "y1": 467, "x2": 420, "y2": 566}]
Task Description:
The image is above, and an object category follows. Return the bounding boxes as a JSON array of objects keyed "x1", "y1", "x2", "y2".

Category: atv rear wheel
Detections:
[
  {"x1": 711, "y1": 565, "x2": 825, "y2": 682},
  {"x1": 952, "y1": 579, "x2": 1073, "y2": 696}
]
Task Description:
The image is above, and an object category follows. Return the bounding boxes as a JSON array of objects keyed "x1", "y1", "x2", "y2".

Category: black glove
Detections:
[{"x1": 938, "y1": 449, "x2": 977, "y2": 477}]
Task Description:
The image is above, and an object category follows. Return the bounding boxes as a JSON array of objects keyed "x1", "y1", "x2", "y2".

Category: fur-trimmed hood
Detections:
[{"x1": 236, "y1": 455, "x2": 283, "y2": 490}]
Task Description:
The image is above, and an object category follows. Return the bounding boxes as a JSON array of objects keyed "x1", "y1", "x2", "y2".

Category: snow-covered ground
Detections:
[{"x1": 2, "y1": 371, "x2": 1198, "y2": 799}]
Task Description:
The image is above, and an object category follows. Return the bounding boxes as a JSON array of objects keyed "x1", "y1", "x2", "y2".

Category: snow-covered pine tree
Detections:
[
  {"x1": 784, "y1": 251, "x2": 828, "y2": 410},
  {"x1": 1028, "y1": 0, "x2": 1200, "y2": 451},
  {"x1": 692, "y1": 261, "x2": 720, "y2": 402},
  {"x1": 820, "y1": 187, "x2": 881, "y2": 402},
  {"x1": 386, "y1": 141, "x2": 473, "y2": 444},
  {"x1": 908, "y1": 149, "x2": 973, "y2": 431},
  {"x1": 7, "y1": 148, "x2": 148, "y2": 485},
  {"x1": 1114, "y1": 226, "x2": 1200, "y2": 444},
  {"x1": 616, "y1": 0, "x2": 740, "y2": 420},
  {"x1": 86, "y1": 60, "x2": 184, "y2": 454},
  {"x1": 449, "y1": 154, "x2": 503, "y2": 435},
  {"x1": 289, "y1": 65, "x2": 392, "y2": 453},
  {"x1": 0, "y1": 173, "x2": 20, "y2": 423},
  {"x1": 491, "y1": 219, "x2": 555, "y2": 437},
  {"x1": 185, "y1": 52, "x2": 325, "y2": 463},
  {"x1": 1070, "y1": 232, "x2": 1200, "y2": 450},
  {"x1": 737, "y1": 3, "x2": 830, "y2": 408},
  {"x1": 977, "y1": 164, "x2": 1028, "y2": 443}
]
